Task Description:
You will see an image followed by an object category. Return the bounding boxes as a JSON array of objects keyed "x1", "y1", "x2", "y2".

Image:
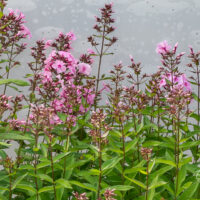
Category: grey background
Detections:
[{"x1": 6, "y1": 0, "x2": 200, "y2": 77}]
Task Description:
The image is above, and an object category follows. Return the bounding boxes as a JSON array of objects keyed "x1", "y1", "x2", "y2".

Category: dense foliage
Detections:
[{"x1": 0, "y1": 1, "x2": 199, "y2": 199}]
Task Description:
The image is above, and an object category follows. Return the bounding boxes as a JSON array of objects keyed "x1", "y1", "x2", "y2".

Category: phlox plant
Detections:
[{"x1": 0, "y1": 0, "x2": 200, "y2": 200}]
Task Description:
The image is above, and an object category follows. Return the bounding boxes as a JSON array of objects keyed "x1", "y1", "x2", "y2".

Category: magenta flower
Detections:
[
  {"x1": 43, "y1": 67, "x2": 52, "y2": 82},
  {"x1": 45, "y1": 40, "x2": 53, "y2": 48},
  {"x1": 87, "y1": 94, "x2": 95, "y2": 105},
  {"x1": 78, "y1": 63, "x2": 91, "y2": 76},
  {"x1": 8, "y1": 8, "x2": 25, "y2": 20},
  {"x1": 17, "y1": 24, "x2": 32, "y2": 39},
  {"x1": 178, "y1": 74, "x2": 191, "y2": 91},
  {"x1": 156, "y1": 40, "x2": 172, "y2": 54},
  {"x1": 159, "y1": 73, "x2": 191, "y2": 91},
  {"x1": 52, "y1": 60, "x2": 66, "y2": 74},
  {"x1": 66, "y1": 31, "x2": 76, "y2": 41}
]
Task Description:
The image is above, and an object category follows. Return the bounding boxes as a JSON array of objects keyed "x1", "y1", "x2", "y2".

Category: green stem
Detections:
[
  {"x1": 145, "y1": 160, "x2": 149, "y2": 200},
  {"x1": 34, "y1": 153, "x2": 39, "y2": 200},
  {"x1": 49, "y1": 142, "x2": 57, "y2": 200},
  {"x1": 63, "y1": 133, "x2": 70, "y2": 178},
  {"x1": 97, "y1": 129, "x2": 102, "y2": 199},
  {"x1": 3, "y1": 41, "x2": 15, "y2": 95},
  {"x1": 8, "y1": 167, "x2": 12, "y2": 200},
  {"x1": 175, "y1": 115, "x2": 180, "y2": 200},
  {"x1": 94, "y1": 24, "x2": 106, "y2": 110}
]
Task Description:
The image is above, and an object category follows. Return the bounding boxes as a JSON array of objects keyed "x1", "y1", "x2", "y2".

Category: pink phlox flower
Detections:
[
  {"x1": 173, "y1": 42, "x2": 178, "y2": 53},
  {"x1": 87, "y1": 94, "x2": 95, "y2": 105},
  {"x1": 50, "y1": 114, "x2": 62, "y2": 125},
  {"x1": 66, "y1": 31, "x2": 76, "y2": 41},
  {"x1": 178, "y1": 74, "x2": 191, "y2": 91},
  {"x1": 129, "y1": 54, "x2": 135, "y2": 64},
  {"x1": 52, "y1": 99, "x2": 64, "y2": 112},
  {"x1": 43, "y1": 67, "x2": 52, "y2": 82},
  {"x1": 159, "y1": 77, "x2": 166, "y2": 87},
  {"x1": 58, "y1": 51, "x2": 69, "y2": 59},
  {"x1": 45, "y1": 40, "x2": 53, "y2": 48},
  {"x1": 56, "y1": 75, "x2": 65, "y2": 89},
  {"x1": 52, "y1": 60, "x2": 66, "y2": 74},
  {"x1": 99, "y1": 82, "x2": 110, "y2": 93},
  {"x1": 8, "y1": 8, "x2": 25, "y2": 20},
  {"x1": 79, "y1": 104, "x2": 85, "y2": 113},
  {"x1": 78, "y1": 63, "x2": 91, "y2": 76},
  {"x1": 17, "y1": 24, "x2": 32, "y2": 39},
  {"x1": 87, "y1": 48, "x2": 95, "y2": 55},
  {"x1": 156, "y1": 40, "x2": 171, "y2": 54},
  {"x1": 160, "y1": 73, "x2": 191, "y2": 91}
]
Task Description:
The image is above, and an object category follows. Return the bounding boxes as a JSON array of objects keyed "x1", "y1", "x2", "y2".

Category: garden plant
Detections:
[{"x1": 0, "y1": 0, "x2": 199, "y2": 199}]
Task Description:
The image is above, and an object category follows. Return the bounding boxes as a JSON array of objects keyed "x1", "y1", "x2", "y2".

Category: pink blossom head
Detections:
[
  {"x1": 156, "y1": 40, "x2": 171, "y2": 54},
  {"x1": 17, "y1": 24, "x2": 32, "y2": 39},
  {"x1": 52, "y1": 60, "x2": 66, "y2": 74},
  {"x1": 45, "y1": 40, "x2": 53, "y2": 48},
  {"x1": 78, "y1": 63, "x2": 91, "y2": 76},
  {"x1": 66, "y1": 31, "x2": 76, "y2": 41},
  {"x1": 87, "y1": 48, "x2": 95, "y2": 55}
]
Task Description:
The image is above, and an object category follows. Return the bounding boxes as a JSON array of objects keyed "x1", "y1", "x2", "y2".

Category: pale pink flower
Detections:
[
  {"x1": 66, "y1": 31, "x2": 76, "y2": 41},
  {"x1": 52, "y1": 60, "x2": 66, "y2": 74},
  {"x1": 45, "y1": 40, "x2": 53, "y2": 48},
  {"x1": 160, "y1": 73, "x2": 191, "y2": 91},
  {"x1": 156, "y1": 40, "x2": 171, "y2": 54},
  {"x1": 159, "y1": 78, "x2": 166, "y2": 87},
  {"x1": 78, "y1": 63, "x2": 91, "y2": 76},
  {"x1": 87, "y1": 48, "x2": 95, "y2": 55},
  {"x1": 178, "y1": 74, "x2": 191, "y2": 91}
]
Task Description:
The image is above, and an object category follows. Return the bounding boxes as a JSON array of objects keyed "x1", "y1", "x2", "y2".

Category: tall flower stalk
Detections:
[
  {"x1": 88, "y1": 3, "x2": 117, "y2": 109},
  {"x1": 90, "y1": 109, "x2": 110, "y2": 199}
]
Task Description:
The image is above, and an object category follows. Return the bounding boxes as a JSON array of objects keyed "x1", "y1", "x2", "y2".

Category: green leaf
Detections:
[
  {"x1": 0, "y1": 132, "x2": 34, "y2": 141},
  {"x1": 15, "y1": 184, "x2": 36, "y2": 194},
  {"x1": 38, "y1": 186, "x2": 54, "y2": 194},
  {"x1": 124, "y1": 121, "x2": 134, "y2": 133},
  {"x1": 143, "y1": 140, "x2": 162, "y2": 147},
  {"x1": 178, "y1": 181, "x2": 199, "y2": 200},
  {"x1": 156, "y1": 159, "x2": 176, "y2": 167},
  {"x1": 125, "y1": 138, "x2": 138, "y2": 153},
  {"x1": 177, "y1": 165, "x2": 187, "y2": 195},
  {"x1": 53, "y1": 152, "x2": 70, "y2": 163},
  {"x1": 0, "y1": 141, "x2": 11, "y2": 147},
  {"x1": 102, "y1": 157, "x2": 122, "y2": 171},
  {"x1": 36, "y1": 174, "x2": 53, "y2": 183},
  {"x1": 102, "y1": 185, "x2": 134, "y2": 193},
  {"x1": 69, "y1": 180, "x2": 97, "y2": 192},
  {"x1": 124, "y1": 175, "x2": 146, "y2": 189},
  {"x1": 36, "y1": 161, "x2": 51, "y2": 169},
  {"x1": 148, "y1": 188, "x2": 155, "y2": 200},
  {"x1": 149, "y1": 180, "x2": 167, "y2": 190},
  {"x1": 12, "y1": 173, "x2": 27, "y2": 190},
  {"x1": 0, "y1": 79, "x2": 29, "y2": 86},
  {"x1": 56, "y1": 187, "x2": 64, "y2": 200},
  {"x1": 56, "y1": 179, "x2": 72, "y2": 189},
  {"x1": 151, "y1": 165, "x2": 173, "y2": 178},
  {"x1": 124, "y1": 160, "x2": 146, "y2": 174},
  {"x1": 180, "y1": 140, "x2": 200, "y2": 149},
  {"x1": 148, "y1": 159, "x2": 155, "y2": 173}
]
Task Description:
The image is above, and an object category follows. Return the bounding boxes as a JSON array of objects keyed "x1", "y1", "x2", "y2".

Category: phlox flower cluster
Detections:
[
  {"x1": 32, "y1": 32, "x2": 95, "y2": 127},
  {"x1": 0, "y1": 94, "x2": 12, "y2": 118},
  {"x1": 159, "y1": 73, "x2": 191, "y2": 91}
]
